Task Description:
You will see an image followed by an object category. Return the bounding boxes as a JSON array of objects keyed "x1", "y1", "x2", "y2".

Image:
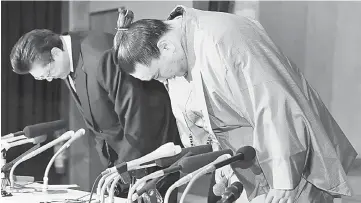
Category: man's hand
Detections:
[{"x1": 265, "y1": 188, "x2": 298, "y2": 203}]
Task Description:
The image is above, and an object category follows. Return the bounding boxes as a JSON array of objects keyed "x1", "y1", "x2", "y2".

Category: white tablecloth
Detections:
[{"x1": 2, "y1": 183, "x2": 126, "y2": 203}]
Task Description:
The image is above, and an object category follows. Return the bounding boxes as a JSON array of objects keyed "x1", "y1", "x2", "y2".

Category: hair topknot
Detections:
[
  {"x1": 116, "y1": 7, "x2": 134, "y2": 30},
  {"x1": 112, "y1": 8, "x2": 170, "y2": 74}
]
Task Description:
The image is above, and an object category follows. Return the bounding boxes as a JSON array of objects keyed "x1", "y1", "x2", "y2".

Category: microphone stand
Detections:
[
  {"x1": 42, "y1": 129, "x2": 85, "y2": 192},
  {"x1": 100, "y1": 173, "x2": 119, "y2": 203},
  {"x1": 1, "y1": 137, "x2": 45, "y2": 195},
  {"x1": 109, "y1": 175, "x2": 122, "y2": 203},
  {"x1": 1, "y1": 150, "x2": 8, "y2": 196},
  {"x1": 97, "y1": 172, "x2": 114, "y2": 201},
  {"x1": 216, "y1": 182, "x2": 244, "y2": 203},
  {"x1": 179, "y1": 154, "x2": 232, "y2": 203},
  {"x1": 9, "y1": 131, "x2": 73, "y2": 188}
]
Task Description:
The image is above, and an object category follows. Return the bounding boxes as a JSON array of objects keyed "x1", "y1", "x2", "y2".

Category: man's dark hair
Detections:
[
  {"x1": 113, "y1": 9, "x2": 170, "y2": 74},
  {"x1": 10, "y1": 29, "x2": 63, "y2": 74}
]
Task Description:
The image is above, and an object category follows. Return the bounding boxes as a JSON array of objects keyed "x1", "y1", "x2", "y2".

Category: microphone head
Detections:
[
  {"x1": 72, "y1": 128, "x2": 86, "y2": 140},
  {"x1": 174, "y1": 145, "x2": 182, "y2": 154},
  {"x1": 222, "y1": 181, "x2": 243, "y2": 201},
  {"x1": 155, "y1": 145, "x2": 213, "y2": 167},
  {"x1": 23, "y1": 120, "x2": 67, "y2": 138},
  {"x1": 234, "y1": 146, "x2": 256, "y2": 169},
  {"x1": 126, "y1": 142, "x2": 182, "y2": 170},
  {"x1": 178, "y1": 149, "x2": 233, "y2": 174},
  {"x1": 154, "y1": 142, "x2": 177, "y2": 156},
  {"x1": 236, "y1": 146, "x2": 256, "y2": 161},
  {"x1": 59, "y1": 131, "x2": 74, "y2": 141},
  {"x1": 230, "y1": 181, "x2": 243, "y2": 192},
  {"x1": 136, "y1": 151, "x2": 194, "y2": 199}
]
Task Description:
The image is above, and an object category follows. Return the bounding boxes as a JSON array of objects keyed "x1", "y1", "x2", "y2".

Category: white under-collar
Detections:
[{"x1": 62, "y1": 35, "x2": 74, "y2": 73}]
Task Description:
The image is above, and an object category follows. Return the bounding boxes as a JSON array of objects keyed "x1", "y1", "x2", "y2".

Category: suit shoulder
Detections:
[{"x1": 96, "y1": 49, "x2": 121, "y2": 86}]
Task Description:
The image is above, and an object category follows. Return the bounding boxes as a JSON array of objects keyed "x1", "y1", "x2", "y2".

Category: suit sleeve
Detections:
[{"x1": 201, "y1": 33, "x2": 309, "y2": 190}]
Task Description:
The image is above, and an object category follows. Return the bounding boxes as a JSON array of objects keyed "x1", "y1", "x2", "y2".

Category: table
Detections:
[{"x1": 2, "y1": 183, "x2": 127, "y2": 203}]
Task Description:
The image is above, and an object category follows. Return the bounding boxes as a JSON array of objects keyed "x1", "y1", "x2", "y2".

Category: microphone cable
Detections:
[{"x1": 88, "y1": 173, "x2": 102, "y2": 203}]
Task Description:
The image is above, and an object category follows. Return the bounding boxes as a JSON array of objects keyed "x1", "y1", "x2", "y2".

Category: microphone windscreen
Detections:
[
  {"x1": 155, "y1": 145, "x2": 212, "y2": 167},
  {"x1": 227, "y1": 182, "x2": 243, "y2": 199},
  {"x1": 236, "y1": 146, "x2": 256, "y2": 162},
  {"x1": 215, "y1": 146, "x2": 256, "y2": 169},
  {"x1": 23, "y1": 120, "x2": 67, "y2": 138},
  {"x1": 234, "y1": 146, "x2": 256, "y2": 169},
  {"x1": 179, "y1": 149, "x2": 233, "y2": 174}
]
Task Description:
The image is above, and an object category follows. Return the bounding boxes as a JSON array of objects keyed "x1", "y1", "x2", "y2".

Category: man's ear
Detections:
[
  {"x1": 157, "y1": 39, "x2": 176, "y2": 57},
  {"x1": 50, "y1": 47, "x2": 62, "y2": 57}
]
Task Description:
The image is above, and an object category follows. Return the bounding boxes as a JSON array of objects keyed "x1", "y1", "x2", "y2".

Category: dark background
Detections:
[{"x1": 1, "y1": 1, "x2": 68, "y2": 184}]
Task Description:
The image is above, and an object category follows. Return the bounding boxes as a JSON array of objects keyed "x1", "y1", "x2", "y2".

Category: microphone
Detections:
[
  {"x1": 217, "y1": 182, "x2": 244, "y2": 203},
  {"x1": 1, "y1": 135, "x2": 47, "y2": 151},
  {"x1": 177, "y1": 146, "x2": 255, "y2": 203},
  {"x1": 2, "y1": 131, "x2": 24, "y2": 140},
  {"x1": 23, "y1": 120, "x2": 67, "y2": 138},
  {"x1": 2, "y1": 120, "x2": 66, "y2": 140},
  {"x1": 42, "y1": 128, "x2": 86, "y2": 192},
  {"x1": 213, "y1": 146, "x2": 256, "y2": 170},
  {"x1": 1, "y1": 131, "x2": 24, "y2": 140},
  {"x1": 100, "y1": 173, "x2": 119, "y2": 203},
  {"x1": 9, "y1": 130, "x2": 74, "y2": 187},
  {"x1": 176, "y1": 149, "x2": 234, "y2": 174},
  {"x1": 131, "y1": 151, "x2": 194, "y2": 201},
  {"x1": 164, "y1": 154, "x2": 231, "y2": 203},
  {"x1": 129, "y1": 150, "x2": 233, "y2": 201},
  {"x1": 1, "y1": 145, "x2": 41, "y2": 173},
  {"x1": 155, "y1": 145, "x2": 212, "y2": 167},
  {"x1": 102, "y1": 142, "x2": 182, "y2": 175},
  {"x1": 12, "y1": 131, "x2": 23, "y2": 137}
]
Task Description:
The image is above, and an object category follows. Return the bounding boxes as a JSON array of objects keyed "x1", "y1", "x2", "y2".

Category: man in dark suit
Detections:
[{"x1": 10, "y1": 29, "x2": 181, "y2": 199}]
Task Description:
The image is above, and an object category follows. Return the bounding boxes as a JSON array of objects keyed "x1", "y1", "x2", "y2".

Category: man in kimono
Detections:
[
  {"x1": 9, "y1": 29, "x2": 181, "y2": 200},
  {"x1": 113, "y1": 6, "x2": 358, "y2": 203}
]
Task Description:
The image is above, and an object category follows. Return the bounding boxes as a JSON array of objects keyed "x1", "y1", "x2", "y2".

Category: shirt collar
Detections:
[{"x1": 62, "y1": 35, "x2": 74, "y2": 73}]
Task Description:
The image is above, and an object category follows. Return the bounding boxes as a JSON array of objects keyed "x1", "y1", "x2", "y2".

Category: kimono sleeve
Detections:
[{"x1": 212, "y1": 36, "x2": 309, "y2": 190}]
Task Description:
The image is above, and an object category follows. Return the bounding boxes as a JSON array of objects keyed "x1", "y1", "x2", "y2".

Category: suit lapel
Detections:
[
  {"x1": 67, "y1": 32, "x2": 96, "y2": 128},
  {"x1": 73, "y1": 54, "x2": 96, "y2": 127}
]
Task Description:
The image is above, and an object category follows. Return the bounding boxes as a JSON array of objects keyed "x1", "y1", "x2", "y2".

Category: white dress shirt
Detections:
[{"x1": 62, "y1": 35, "x2": 76, "y2": 92}]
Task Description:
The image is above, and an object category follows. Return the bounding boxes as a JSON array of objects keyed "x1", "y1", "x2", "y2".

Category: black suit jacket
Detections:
[{"x1": 64, "y1": 31, "x2": 181, "y2": 167}]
